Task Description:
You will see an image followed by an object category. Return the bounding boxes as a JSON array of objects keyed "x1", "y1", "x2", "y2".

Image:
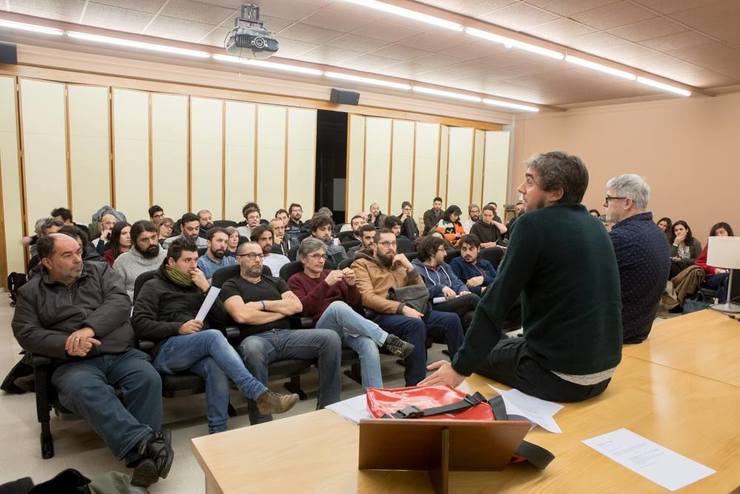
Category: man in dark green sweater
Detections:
[{"x1": 421, "y1": 151, "x2": 622, "y2": 402}]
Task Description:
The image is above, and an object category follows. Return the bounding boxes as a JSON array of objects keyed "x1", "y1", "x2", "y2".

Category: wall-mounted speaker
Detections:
[
  {"x1": 0, "y1": 42, "x2": 17, "y2": 65},
  {"x1": 330, "y1": 88, "x2": 360, "y2": 105}
]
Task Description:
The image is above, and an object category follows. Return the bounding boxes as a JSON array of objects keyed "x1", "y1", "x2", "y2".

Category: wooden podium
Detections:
[{"x1": 358, "y1": 419, "x2": 531, "y2": 494}]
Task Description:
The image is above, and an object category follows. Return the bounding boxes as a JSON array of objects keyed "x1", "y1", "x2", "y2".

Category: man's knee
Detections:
[
  {"x1": 316, "y1": 329, "x2": 342, "y2": 351},
  {"x1": 239, "y1": 337, "x2": 269, "y2": 363}
]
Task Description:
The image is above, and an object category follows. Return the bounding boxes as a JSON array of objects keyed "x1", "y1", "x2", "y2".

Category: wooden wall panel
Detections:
[
  {"x1": 286, "y1": 108, "x2": 317, "y2": 215},
  {"x1": 363, "y1": 117, "x2": 392, "y2": 214},
  {"x1": 68, "y1": 84, "x2": 110, "y2": 224},
  {"x1": 445, "y1": 127, "x2": 475, "y2": 209},
  {"x1": 389, "y1": 120, "x2": 414, "y2": 216},
  {"x1": 190, "y1": 97, "x2": 223, "y2": 217},
  {"x1": 346, "y1": 114, "x2": 365, "y2": 217},
  {"x1": 256, "y1": 104, "x2": 286, "y2": 217},
  {"x1": 471, "y1": 129, "x2": 486, "y2": 207},
  {"x1": 412, "y1": 122, "x2": 440, "y2": 216},
  {"x1": 483, "y1": 130, "x2": 511, "y2": 208},
  {"x1": 19, "y1": 79, "x2": 67, "y2": 233},
  {"x1": 224, "y1": 100, "x2": 256, "y2": 221},
  {"x1": 112, "y1": 88, "x2": 149, "y2": 221},
  {"x1": 0, "y1": 76, "x2": 24, "y2": 273},
  {"x1": 151, "y1": 93, "x2": 188, "y2": 216},
  {"x1": 438, "y1": 125, "x2": 449, "y2": 203}
]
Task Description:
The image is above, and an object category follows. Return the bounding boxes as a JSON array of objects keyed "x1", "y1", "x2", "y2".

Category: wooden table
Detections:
[
  {"x1": 624, "y1": 310, "x2": 740, "y2": 387},
  {"x1": 192, "y1": 356, "x2": 740, "y2": 493}
]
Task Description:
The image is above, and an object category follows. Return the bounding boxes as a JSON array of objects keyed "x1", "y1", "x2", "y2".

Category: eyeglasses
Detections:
[
  {"x1": 237, "y1": 253, "x2": 264, "y2": 260},
  {"x1": 603, "y1": 195, "x2": 626, "y2": 207},
  {"x1": 307, "y1": 253, "x2": 327, "y2": 260}
]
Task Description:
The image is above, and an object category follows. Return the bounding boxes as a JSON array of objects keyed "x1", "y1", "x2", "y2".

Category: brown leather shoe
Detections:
[{"x1": 256, "y1": 391, "x2": 299, "y2": 415}]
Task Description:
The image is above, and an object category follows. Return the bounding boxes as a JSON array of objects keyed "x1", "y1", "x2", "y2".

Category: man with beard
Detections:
[
  {"x1": 470, "y1": 205, "x2": 508, "y2": 248},
  {"x1": 197, "y1": 210, "x2": 214, "y2": 239},
  {"x1": 196, "y1": 227, "x2": 236, "y2": 280},
  {"x1": 163, "y1": 213, "x2": 207, "y2": 249},
  {"x1": 461, "y1": 204, "x2": 481, "y2": 233},
  {"x1": 114, "y1": 221, "x2": 167, "y2": 300},
  {"x1": 347, "y1": 224, "x2": 376, "y2": 258},
  {"x1": 285, "y1": 203, "x2": 304, "y2": 242},
  {"x1": 420, "y1": 151, "x2": 622, "y2": 403},
  {"x1": 353, "y1": 229, "x2": 464, "y2": 386},
  {"x1": 422, "y1": 197, "x2": 444, "y2": 235},
  {"x1": 251, "y1": 225, "x2": 289, "y2": 277}
]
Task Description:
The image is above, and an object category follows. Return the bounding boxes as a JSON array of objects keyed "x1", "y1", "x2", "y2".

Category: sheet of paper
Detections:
[
  {"x1": 489, "y1": 385, "x2": 563, "y2": 433},
  {"x1": 195, "y1": 287, "x2": 220, "y2": 322},
  {"x1": 583, "y1": 428, "x2": 715, "y2": 491},
  {"x1": 326, "y1": 393, "x2": 371, "y2": 425}
]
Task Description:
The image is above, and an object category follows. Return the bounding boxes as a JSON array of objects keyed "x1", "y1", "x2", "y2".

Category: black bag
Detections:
[
  {"x1": 7, "y1": 272, "x2": 27, "y2": 306},
  {"x1": 387, "y1": 285, "x2": 430, "y2": 315}
]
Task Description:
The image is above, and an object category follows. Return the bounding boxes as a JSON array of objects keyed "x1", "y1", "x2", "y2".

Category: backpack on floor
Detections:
[{"x1": 7, "y1": 272, "x2": 27, "y2": 306}]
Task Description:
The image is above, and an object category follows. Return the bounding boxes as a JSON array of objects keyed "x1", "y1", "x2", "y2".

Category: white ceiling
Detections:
[{"x1": 2, "y1": 0, "x2": 740, "y2": 106}]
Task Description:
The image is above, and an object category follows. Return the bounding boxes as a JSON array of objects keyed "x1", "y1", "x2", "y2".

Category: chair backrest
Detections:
[
  {"x1": 340, "y1": 239, "x2": 361, "y2": 251},
  {"x1": 479, "y1": 247, "x2": 505, "y2": 269},
  {"x1": 338, "y1": 257, "x2": 354, "y2": 270},
  {"x1": 213, "y1": 220, "x2": 237, "y2": 228},
  {"x1": 337, "y1": 231, "x2": 356, "y2": 243},
  {"x1": 197, "y1": 247, "x2": 207, "y2": 257},
  {"x1": 133, "y1": 270, "x2": 158, "y2": 302},
  {"x1": 279, "y1": 260, "x2": 304, "y2": 281},
  {"x1": 446, "y1": 249, "x2": 461, "y2": 262},
  {"x1": 404, "y1": 252, "x2": 418, "y2": 262},
  {"x1": 396, "y1": 236, "x2": 414, "y2": 254}
]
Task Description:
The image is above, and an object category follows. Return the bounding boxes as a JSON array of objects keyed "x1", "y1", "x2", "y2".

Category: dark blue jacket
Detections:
[
  {"x1": 411, "y1": 259, "x2": 467, "y2": 298},
  {"x1": 449, "y1": 257, "x2": 497, "y2": 296}
]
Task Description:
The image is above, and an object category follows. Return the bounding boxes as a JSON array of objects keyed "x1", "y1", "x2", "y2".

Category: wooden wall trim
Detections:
[
  {"x1": 63, "y1": 84, "x2": 72, "y2": 210},
  {"x1": 220, "y1": 100, "x2": 226, "y2": 220}
]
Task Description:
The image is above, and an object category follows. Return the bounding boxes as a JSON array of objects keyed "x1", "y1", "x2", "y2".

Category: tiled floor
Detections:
[{"x1": 0, "y1": 294, "x2": 454, "y2": 492}]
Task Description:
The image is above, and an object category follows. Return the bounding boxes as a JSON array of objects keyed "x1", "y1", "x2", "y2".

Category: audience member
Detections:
[
  {"x1": 157, "y1": 217, "x2": 174, "y2": 243},
  {"x1": 225, "y1": 226, "x2": 240, "y2": 257},
  {"x1": 695, "y1": 222, "x2": 735, "y2": 303},
  {"x1": 58, "y1": 225, "x2": 104, "y2": 264},
  {"x1": 305, "y1": 214, "x2": 347, "y2": 269},
  {"x1": 113, "y1": 220, "x2": 166, "y2": 300},
  {"x1": 450, "y1": 234, "x2": 497, "y2": 296},
  {"x1": 421, "y1": 151, "x2": 622, "y2": 403},
  {"x1": 461, "y1": 204, "x2": 481, "y2": 233},
  {"x1": 286, "y1": 203, "x2": 304, "y2": 241},
  {"x1": 505, "y1": 200, "x2": 526, "y2": 237},
  {"x1": 163, "y1": 213, "x2": 207, "y2": 249},
  {"x1": 50, "y1": 207, "x2": 90, "y2": 236},
  {"x1": 367, "y1": 202, "x2": 387, "y2": 229},
  {"x1": 670, "y1": 220, "x2": 702, "y2": 278},
  {"x1": 12, "y1": 234, "x2": 172, "y2": 487},
  {"x1": 92, "y1": 212, "x2": 118, "y2": 254},
  {"x1": 484, "y1": 202, "x2": 503, "y2": 223},
  {"x1": 270, "y1": 218, "x2": 293, "y2": 257},
  {"x1": 348, "y1": 224, "x2": 377, "y2": 258},
  {"x1": 435, "y1": 205, "x2": 465, "y2": 247},
  {"x1": 384, "y1": 215, "x2": 405, "y2": 238},
  {"x1": 352, "y1": 229, "x2": 464, "y2": 386},
  {"x1": 251, "y1": 225, "x2": 289, "y2": 277},
  {"x1": 103, "y1": 222, "x2": 132, "y2": 266},
  {"x1": 412, "y1": 235, "x2": 479, "y2": 330},
  {"x1": 132, "y1": 238, "x2": 298, "y2": 434},
  {"x1": 604, "y1": 174, "x2": 670, "y2": 344},
  {"x1": 348, "y1": 214, "x2": 367, "y2": 240},
  {"x1": 149, "y1": 205, "x2": 165, "y2": 227},
  {"x1": 470, "y1": 205, "x2": 507, "y2": 248},
  {"x1": 397, "y1": 201, "x2": 419, "y2": 240},
  {"x1": 656, "y1": 217, "x2": 674, "y2": 244},
  {"x1": 197, "y1": 227, "x2": 237, "y2": 280},
  {"x1": 274, "y1": 209, "x2": 289, "y2": 227},
  {"x1": 422, "y1": 197, "x2": 444, "y2": 235},
  {"x1": 237, "y1": 207, "x2": 261, "y2": 239},
  {"x1": 220, "y1": 242, "x2": 342, "y2": 424},
  {"x1": 288, "y1": 237, "x2": 414, "y2": 389},
  {"x1": 197, "y1": 210, "x2": 214, "y2": 238}
]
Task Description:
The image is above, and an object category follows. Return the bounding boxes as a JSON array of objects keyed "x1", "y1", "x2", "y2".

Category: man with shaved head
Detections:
[{"x1": 12, "y1": 233, "x2": 174, "y2": 488}]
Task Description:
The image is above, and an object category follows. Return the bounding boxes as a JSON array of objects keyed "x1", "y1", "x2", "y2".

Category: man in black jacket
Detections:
[
  {"x1": 12, "y1": 234, "x2": 172, "y2": 488},
  {"x1": 422, "y1": 197, "x2": 444, "y2": 235},
  {"x1": 132, "y1": 239, "x2": 298, "y2": 434}
]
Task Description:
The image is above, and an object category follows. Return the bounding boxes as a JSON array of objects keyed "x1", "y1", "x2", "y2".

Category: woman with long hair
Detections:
[
  {"x1": 103, "y1": 221, "x2": 132, "y2": 266},
  {"x1": 669, "y1": 220, "x2": 701, "y2": 278},
  {"x1": 656, "y1": 217, "x2": 674, "y2": 244},
  {"x1": 695, "y1": 222, "x2": 734, "y2": 302},
  {"x1": 435, "y1": 205, "x2": 465, "y2": 247}
]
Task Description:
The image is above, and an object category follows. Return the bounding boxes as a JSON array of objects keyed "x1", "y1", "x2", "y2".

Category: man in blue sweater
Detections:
[{"x1": 421, "y1": 151, "x2": 622, "y2": 402}]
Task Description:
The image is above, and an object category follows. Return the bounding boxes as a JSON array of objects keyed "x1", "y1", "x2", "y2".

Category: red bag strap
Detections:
[{"x1": 385, "y1": 392, "x2": 488, "y2": 419}]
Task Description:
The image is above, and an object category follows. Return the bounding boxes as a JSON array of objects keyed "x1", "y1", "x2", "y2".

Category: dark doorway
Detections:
[{"x1": 315, "y1": 109, "x2": 348, "y2": 224}]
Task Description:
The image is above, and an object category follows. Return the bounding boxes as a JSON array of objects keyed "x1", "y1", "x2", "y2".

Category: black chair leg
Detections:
[
  {"x1": 344, "y1": 363, "x2": 362, "y2": 386},
  {"x1": 40, "y1": 421, "x2": 54, "y2": 459},
  {"x1": 284, "y1": 375, "x2": 307, "y2": 400},
  {"x1": 227, "y1": 402, "x2": 238, "y2": 417},
  {"x1": 33, "y1": 356, "x2": 55, "y2": 459}
]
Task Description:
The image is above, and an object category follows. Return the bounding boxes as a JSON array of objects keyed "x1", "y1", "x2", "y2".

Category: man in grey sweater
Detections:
[{"x1": 114, "y1": 221, "x2": 167, "y2": 300}]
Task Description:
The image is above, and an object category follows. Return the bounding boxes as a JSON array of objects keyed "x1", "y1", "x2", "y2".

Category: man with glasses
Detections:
[
  {"x1": 220, "y1": 242, "x2": 342, "y2": 424},
  {"x1": 353, "y1": 229, "x2": 464, "y2": 386}
]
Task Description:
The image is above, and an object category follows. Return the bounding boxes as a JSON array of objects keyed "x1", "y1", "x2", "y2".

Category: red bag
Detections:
[{"x1": 367, "y1": 385, "x2": 494, "y2": 421}]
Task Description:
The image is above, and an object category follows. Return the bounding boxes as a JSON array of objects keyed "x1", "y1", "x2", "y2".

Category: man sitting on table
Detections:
[
  {"x1": 220, "y1": 242, "x2": 342, "y2": 424},
  {"x1": 421, "y1": 151, "x2": 622, "y2": 402}
]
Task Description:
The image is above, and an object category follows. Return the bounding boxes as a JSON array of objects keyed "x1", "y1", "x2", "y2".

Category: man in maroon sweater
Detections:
[{"x1": 288, "y1": 237, "x2": 414, "y2": 389}]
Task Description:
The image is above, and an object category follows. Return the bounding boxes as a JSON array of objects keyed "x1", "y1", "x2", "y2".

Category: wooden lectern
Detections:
[{"x1": 358, "y1": 419, "x2": 531, "y2": 494}]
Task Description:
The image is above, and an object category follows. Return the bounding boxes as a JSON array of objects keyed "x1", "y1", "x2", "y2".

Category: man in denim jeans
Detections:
[
  {"x1": 12, "y1": 234, "x2": 172, "y2": 488},
  {"x1": 132, "y1": 238, "x2": 298, "y2": 434},
  {"x1": 288, "y1": 237, "x2": 414, "y2": 390},
  {"x1": 220, "y1": 242, "x2": 342, "y2": 424}
]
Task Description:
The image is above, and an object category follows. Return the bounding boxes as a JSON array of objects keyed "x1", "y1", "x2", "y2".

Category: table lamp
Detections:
[{"x1": 707, "y1": 236, "x2": 740, "y2": 313}]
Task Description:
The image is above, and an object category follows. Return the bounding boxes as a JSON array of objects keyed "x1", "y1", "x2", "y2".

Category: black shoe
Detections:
[
  {"x1": 130, "y1": 430, "x2": 174, "y2": 486},
  {"x1": 131, "y1": 458, "x2": 159, "y2": 488},
  {"x1": 383, "y1": 334, "x2": 415, "y2": 359},
  {"x1": 147, "y1": 429, "x2": 174, "y2": 480}
]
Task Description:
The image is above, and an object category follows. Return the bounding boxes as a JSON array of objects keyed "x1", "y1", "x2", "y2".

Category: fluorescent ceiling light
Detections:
[
  {"x1": 213, "y1": 54, "x2": 323, "y2": 76},
  {"x1": 343, "y1": 0, "x2": 463, "y2": 31},
  {"x1": 413, "y1": 86, "x2": 481, "y2": 102},
  {"x1": 465, "y1": 27, "x2": 564, "y2": 60},
  {"x1": 483, "y1": 98, "x2": 539, "y2": 112},
  {"x1": 565, "y1": 55, "x2": 635, "y2": 81},
  {"x1": 0, "y1": 19, "x2": 63, "y2": 35},
  {"x1": 636, "y1": 76, "x2": 691, "y2": 97},
  {"x1": 325, "y1": 71, "x2": 410, "y2": 90},
  {"x1": 67, "y1": 31, "x2": 210, "y2": 58}
]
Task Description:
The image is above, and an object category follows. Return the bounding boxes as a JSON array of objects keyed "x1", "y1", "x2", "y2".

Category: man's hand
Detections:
[
  {"x1": 401, "y1": 306, "x2": 424, "y2": 319},
  {"x1": 100, "y1": 229, "x2": 112, "y2": 242},
  {"x1": 442, "y1": 286, "x2": 457, "y2": 298},
  {"x1": 190, "y1": 267, "x2": 210, "y2": 292},
  {"x1": 419, "y1": 360, "x2": 465, "y2": 387},
  {"x1": 324, "y1": 270, "x2": 345, "y2": 286},
  {"x1": 179, "y1": 319, "x2": 204, "y2": 335},
  {"x1": 480, "y1": 241, "x2": 497, "y2": 249},
  {"x1": 466, "y1": 276, "x2": 484, "y2": 287},
  {"x1": 342, "y1": 268, "x2": 356, "y2": 286},
  {"x1": 65, "y1": 328, "x2": 101, "y2": 357},
  {"x1": 392, "y1": 254, "x2": 413, "y2": 272}
]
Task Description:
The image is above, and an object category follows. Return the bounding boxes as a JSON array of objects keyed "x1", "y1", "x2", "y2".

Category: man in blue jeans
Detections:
[
  {"x1": 12, "y1": 234, "x2": 172, "y2": 488},
  {"x1": 132, "y1": 238, "x2": 299, "y2": 434},
  {"x1": 288, "y1": 237, "x2": 414, "y2": 389},
  {"x1": 220, "y1": 242, "x2": 342, "y2": 424},
  {"x1": 353, "y1": 229, "x2": 464, "y2": 386}
]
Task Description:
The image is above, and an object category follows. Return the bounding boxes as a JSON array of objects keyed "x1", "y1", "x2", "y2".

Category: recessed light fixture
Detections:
[
  {"x1": 67, "y1": 31, "x2": 210, "y2": 58},
  {"x1": 325, "y1": 71, "x2": 411, "y2": 90},
  {"x1": 343, "y1": 0, "x2": 463, "y2": 31},
  {"x1": 413, "y1": 86, "x2": 482, "y2": 102},
  {"x1": 213, "y1": 54, "x2": 324, "y2": 76},
  {"x1": 636, "y1": 76, "x2": 691, "y2": 97},
  {"x1": 565, "y1": 55, "x2": 636, "y2": 81},
  {"x1": 0, "y1": 19, "x2": 63, "y2": 35},
  {"x1": 466, "y1": 27, "x2": 564, "y2": 60},
  {"x1": 483, "y1": 98, "x2": 539, "y2": 112}
]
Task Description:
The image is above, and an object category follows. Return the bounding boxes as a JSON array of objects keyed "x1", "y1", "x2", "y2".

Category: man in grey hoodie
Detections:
[{"x1": 114, "y1": 221, "x2": 167, "y2": 300}]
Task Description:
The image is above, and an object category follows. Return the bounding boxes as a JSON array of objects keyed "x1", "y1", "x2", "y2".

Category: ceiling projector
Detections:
[{"x1": 224, "y1": 4, "x2": 279, "y2": 59}]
